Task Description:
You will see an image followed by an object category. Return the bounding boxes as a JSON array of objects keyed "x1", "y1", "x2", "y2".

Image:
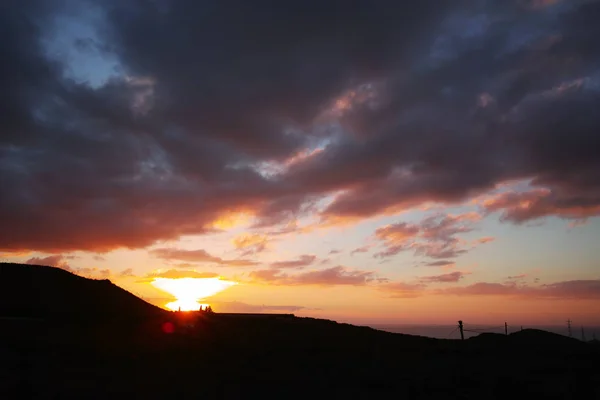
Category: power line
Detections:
[{"x1": 447, "y1": 326, "x2": 458, "y2": 338}]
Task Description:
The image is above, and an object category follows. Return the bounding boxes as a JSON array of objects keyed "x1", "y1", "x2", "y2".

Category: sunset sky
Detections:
[{"x1": 1, "y1": 0, "x2": 599, "y2": 326}]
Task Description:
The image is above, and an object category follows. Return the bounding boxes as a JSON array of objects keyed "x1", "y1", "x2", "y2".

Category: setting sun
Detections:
[{"x1": 151, "y1": 277, "x2": 237, "y2": 311}]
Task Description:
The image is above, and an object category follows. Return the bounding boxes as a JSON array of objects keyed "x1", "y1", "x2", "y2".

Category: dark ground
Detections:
[{"x1": 1, "y1": 263, "x2": 599, "y2": 399}]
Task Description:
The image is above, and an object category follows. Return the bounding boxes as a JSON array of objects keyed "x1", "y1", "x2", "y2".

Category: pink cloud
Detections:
[
  {"x1": 440, "y1": 280, "x2": 600, "y2": 299},
  {"x1": 270, "y1": 254, "x2": 317, "y2": 269},
  {"x1": 482, "y1": 189, "x2": 600, "y2": 224},
  {"x1": 26, "y1": 255, "x2": 68, "y2": 268},
  {"x1": 374, "y1": 212, "x2": 483, "y2": 260},
  {"x1": 249, "y1": 266, "x2": 378, "y2": 286},
  {"x1": 350, "y1": 245, "x2": 371, "y2": 256}
]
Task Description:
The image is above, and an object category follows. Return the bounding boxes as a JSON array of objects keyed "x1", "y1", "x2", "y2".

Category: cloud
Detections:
[
  {"x1": 379, "y1": 282, "x2": 427, "y2": 298},
  {"x1": 26, "y1": 255, "x2": 68, "y2": 268},
  {"x1": 232, "y1": 233, "x2": 269, "y2": 256},
  {"x1": 374, "y1": 212, "x2": 482, "y2": 259},
  {"x1": 482, "y1": 189, "x2": 600, "y2": 224},
  {"x1": 25, "y1": 255, "x2": 111, "y2": 279},
  {"x1": 270, "y1": 254, "x2": 317, "y2": 269},
  {"x1": 150, "y1": 248, "x2": 257, "y2": 267},
  {"x1": 440, "y1": 280, "x2": 600, "y2": 299},
  {"x1": 476, "y1": 236, "x2": 495, "y2": 244},
  {"x1": 249, "y1": 266, "x2": 378, "y2": 286},
  {"x1": 507, "y1": 274, "x2": 527, "y2": 280},
  {"x1": 350, "y1": 245, "x2": 371, "y2": 256},
  {"x1": 423, "y1": 260, "x2": 456, "y2": 267},
  {"x1": 1, "y1": 0, "x2": 599, "y2": 253},
  {"x1": 328, "y1": 249, "x2": 341, "y2": 255},
  {"x1": 419, "y1": 271, "x2": 467, "y2": 283},
  {"x1": 120, "y1": 268, "x2": 135, "y2": 277},
  {"x1": 373, "y1": 222, "x2": 420, "y2": 257},
  {"x1": 137, "y1": 269, "x2": 220, "y2": 282}
]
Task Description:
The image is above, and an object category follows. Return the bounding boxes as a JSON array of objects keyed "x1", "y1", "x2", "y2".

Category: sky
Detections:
[{"x1": 1, "y1": 0, "x2": 600, "y2": 326}]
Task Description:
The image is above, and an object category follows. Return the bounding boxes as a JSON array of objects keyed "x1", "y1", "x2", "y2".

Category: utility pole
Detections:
[
  {"x1": 581, "y1": 327, "x2": 586, "y2": 342},
  {"x1": 567, "y1": 319, "x2": 572, "y2": 337},
  {"x1": 458, "y1": 320, "x2": 464, "y2": 341},
  {"x1": 505, "y1": 322, "x2": 508, "y2": 335}
]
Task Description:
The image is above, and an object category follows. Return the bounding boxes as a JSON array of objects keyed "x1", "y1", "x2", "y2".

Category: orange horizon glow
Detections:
[{"x1": 151, "y1": 277, "x2": 237, "y2": 311}]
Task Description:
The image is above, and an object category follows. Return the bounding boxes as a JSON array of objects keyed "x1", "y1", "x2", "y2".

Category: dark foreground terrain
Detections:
[{"x1": 1, "y1": 263, "x2": 599, "y2": 399}]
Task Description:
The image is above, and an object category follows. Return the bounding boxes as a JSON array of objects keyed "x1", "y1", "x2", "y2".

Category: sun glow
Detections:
[{"x1": 151, "y1": 277, "x2": 237, "y2": 311}]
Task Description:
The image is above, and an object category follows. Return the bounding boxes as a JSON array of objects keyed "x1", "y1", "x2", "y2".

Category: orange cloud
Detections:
[
  {"x1": 137, "y1": 269, "x2": 221, "y2": 282},
  {"x1": 379, "y1": 282, "x2": 426, "y2": 298},
  {"x1": 232, "y1": 233, "x2": 269, "y2": 255},
  {"x1": 150, "y1": 248, "x2": 257, "y2": 267},
  {"x1": 476, "y1": 236, "x2": 495, "y2": 244}
]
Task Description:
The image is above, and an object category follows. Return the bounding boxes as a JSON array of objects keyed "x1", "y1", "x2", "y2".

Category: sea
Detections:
[{"x1": 366, "y1": 324, "x2": 600, "y2": 340}]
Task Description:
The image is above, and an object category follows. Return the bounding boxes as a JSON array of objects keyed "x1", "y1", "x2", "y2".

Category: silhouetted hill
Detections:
[
  {"x1": 0, "y1": 263, "x2": 164, "y2": 321},
  {"x1": 1, "y1": 263, "x2": 599, "y2": 399}
]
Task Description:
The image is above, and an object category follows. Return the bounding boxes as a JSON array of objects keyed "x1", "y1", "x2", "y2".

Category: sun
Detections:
[{"x1": 151, "y1": 277, "x2": 237, "y2": 311}]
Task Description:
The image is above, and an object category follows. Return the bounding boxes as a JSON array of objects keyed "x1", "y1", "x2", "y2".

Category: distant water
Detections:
[{"x1": 368, "y1": 324, "x2": 600, "y2": 340}]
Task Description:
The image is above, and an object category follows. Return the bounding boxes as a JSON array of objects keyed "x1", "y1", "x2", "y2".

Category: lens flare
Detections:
[{"x1": 151, "y1": 277, "x2": 237, "y2": 311}]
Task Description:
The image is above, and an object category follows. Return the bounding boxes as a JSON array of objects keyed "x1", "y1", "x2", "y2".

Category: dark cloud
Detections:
[
  {"x1": 507, "y1": 274, "x2": 527, "y2": 280},
  {"x1": 249, "y1": 266, "x2": 378, "y2": 286},
  {"x1": 270, "y1": 255, "x2": 316, "y2": 269},
  {"x1": 419, "y1": 271, "x2": 467, "y2": 283},
  {"x1": 150, "y1": 248, "x2": 257, "y2": 267},
  {"x1": 423, "y1": 260, "x2": 456, "y2": 267},
  {"x1": 1, "y1": 0, "x2": 599, "y2": 253}
]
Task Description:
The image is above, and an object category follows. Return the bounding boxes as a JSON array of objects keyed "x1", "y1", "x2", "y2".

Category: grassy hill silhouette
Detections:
[
  {"x1": 0, "y1": 263, "x2": 164, "y2": 321},
  {"x1": 1, "y1": 263, "x2": 599, "y2": 399}
]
